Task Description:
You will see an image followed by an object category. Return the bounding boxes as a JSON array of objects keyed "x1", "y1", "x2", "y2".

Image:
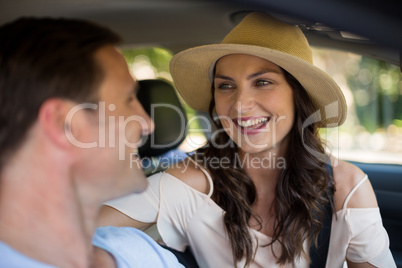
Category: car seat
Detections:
[
  {"x1": 137, "y1": 79, "x2": 188, "y2": 175},
  {"x1": 137, "y1": 79, "x2": 199, "y2": 267}
]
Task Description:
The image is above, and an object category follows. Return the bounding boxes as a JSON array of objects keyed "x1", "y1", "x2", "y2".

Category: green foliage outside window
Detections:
[
  {"x1": 347, "y1": 58, "x2": 402, "y2": 133},
  {"x1": 122, "y1": 47, "x2": 203, "y2": 138}
]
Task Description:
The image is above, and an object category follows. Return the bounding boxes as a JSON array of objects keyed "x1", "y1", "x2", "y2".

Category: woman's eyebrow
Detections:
[
  {"x1": 214, "y1": 74, "x2": 234, "y2": 81},
  {"x1": 215, "y1": 69, "x2": 281, "y2": 81},
  {"x1": 247, "y1": 69, "x2": 280, "y2": 80}
]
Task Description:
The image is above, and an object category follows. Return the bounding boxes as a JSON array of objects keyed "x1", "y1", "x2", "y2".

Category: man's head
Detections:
[
  {"x1": 0, "y1": 18, "x2": 153, "y2": 199},
  {"x1": 0, "y1": 18, "x2": 119, "y2": 167}
]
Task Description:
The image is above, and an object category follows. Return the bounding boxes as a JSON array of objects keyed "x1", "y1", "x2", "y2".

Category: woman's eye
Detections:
[
  {"x1": 217, "y1": 83, "x2": 234, "y2": 90},
  {"x1": 255, "y1": 80, "x2": 271, "y2": 86}
]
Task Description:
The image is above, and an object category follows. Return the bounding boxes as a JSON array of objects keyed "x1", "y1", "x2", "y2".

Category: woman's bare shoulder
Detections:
[
  {"x1": 165, "y1": 157, "x2": 211, "y2": 195},
  {"x1": 331, "y1": 156, "x2": 378, "y2": 211}
]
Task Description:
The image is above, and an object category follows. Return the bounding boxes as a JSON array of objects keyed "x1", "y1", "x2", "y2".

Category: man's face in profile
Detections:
[{"x1": 72, "y1": 45, "x2": 154, "y2": 200}]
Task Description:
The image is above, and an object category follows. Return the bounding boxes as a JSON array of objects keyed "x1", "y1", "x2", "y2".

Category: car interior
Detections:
[{"x1": 1, "y1": 0, "x2": 401, "y2": 267}]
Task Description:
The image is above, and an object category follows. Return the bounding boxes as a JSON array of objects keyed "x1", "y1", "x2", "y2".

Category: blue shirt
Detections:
[
  {"x1": 0, "y1": 241, "x2": 57, "y2": 268},
  {"x1": 93, "y1": 226, "x2": 184, "y2": 268},
  {"x1": 0, "y1": 227, "x2": 183, "y2": 268}
]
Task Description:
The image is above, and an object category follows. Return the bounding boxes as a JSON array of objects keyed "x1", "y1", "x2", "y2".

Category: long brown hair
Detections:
[{"x1": 192, "y1": 68, "x2": 335, "y2": 266}]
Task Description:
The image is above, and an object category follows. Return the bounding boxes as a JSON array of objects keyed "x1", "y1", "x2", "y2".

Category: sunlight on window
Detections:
[
  {"x1": 313, "y1": 48, "x2": 402, "y2": 164},
  {"x1": 130, "y1": 55, "x2": 157, "y2": 80},
  {"x1": 122, "y1": 47, "x2": 206, "y2": 153}
]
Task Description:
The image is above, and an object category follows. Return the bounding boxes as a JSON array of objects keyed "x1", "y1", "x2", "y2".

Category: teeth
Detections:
[{"x1": 237, "y1": 117, "x2": 268, "y2": 128}]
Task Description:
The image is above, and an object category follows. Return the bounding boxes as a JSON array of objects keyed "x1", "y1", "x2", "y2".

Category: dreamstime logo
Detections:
[{"x1": 64, "y1": 101, "x2": 340, "y2": 165}]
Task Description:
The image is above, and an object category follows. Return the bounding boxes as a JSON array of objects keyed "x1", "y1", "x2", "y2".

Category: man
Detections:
[{"x1": 0, "y1": 18, "x2": 182, "y2": 267}]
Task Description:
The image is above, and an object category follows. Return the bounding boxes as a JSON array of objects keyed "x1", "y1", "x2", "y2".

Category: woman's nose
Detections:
[{"x1": 234, "y1": 88, "x2": 255, "y2": 114}]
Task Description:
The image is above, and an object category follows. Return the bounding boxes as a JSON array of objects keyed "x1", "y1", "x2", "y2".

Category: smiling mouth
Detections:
[{"x1": 234, "y1": 117, "x2": 271, "y2": 129}]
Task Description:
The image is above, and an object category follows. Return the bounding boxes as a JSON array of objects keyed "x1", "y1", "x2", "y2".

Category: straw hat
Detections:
[{"x1": 169, "y1": 12, "x2": 347, "y2": 127}]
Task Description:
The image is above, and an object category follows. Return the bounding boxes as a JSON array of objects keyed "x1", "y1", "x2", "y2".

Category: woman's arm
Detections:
[
  {"x1": 346, "y1": 260, "x2": 376, "y2": 268},
  {"x1": 97, "y1": 205, "x2": 154, "y2": 231},
  {"x1": 332, "y1": 157, "x2": 386, "y2": 267},
  {"x1": 96, "y1": 158, "x2": 208, "y2": 231},
  {"x1": 332, "y1": 157, "x2": 377, "y2": 211}
]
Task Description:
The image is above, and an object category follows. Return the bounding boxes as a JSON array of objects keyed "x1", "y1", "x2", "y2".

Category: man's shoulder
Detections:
[
  {"x1": 0, "y1": 241, "x2": 57, "y2": 268},
  {"x1": 93, "y1": 226, "x2": 184, "y2": 267}
]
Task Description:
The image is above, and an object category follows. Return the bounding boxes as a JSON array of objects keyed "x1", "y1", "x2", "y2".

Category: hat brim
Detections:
[{"x1": 170, "y1": 44, "x2": 347, "y2": 127}]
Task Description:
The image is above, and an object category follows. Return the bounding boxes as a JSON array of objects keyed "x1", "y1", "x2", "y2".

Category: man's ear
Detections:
[{"x1": 38, "y1": 98, "x2": 79, "y2": 149}]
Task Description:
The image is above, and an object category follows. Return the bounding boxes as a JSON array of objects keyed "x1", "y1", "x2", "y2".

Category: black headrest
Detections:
[{"x1": 137, "y1": 79, "x2": 187, "y2": 158}]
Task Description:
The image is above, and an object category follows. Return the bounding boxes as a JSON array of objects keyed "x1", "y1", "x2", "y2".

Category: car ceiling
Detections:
[{"x1": 0, "y1": 0, "x2": 400, "y2": 66}]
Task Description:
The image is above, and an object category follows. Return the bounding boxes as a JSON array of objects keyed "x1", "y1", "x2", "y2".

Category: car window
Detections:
[
  {"x1": 123, "y1": 46, "x2": 402, "y2": 165},
  {"x1": 121, "y1": 47, "x2": 207, "y2": 152},
  {"x1": 312, "y1": 47, "x2": 402, "y2": 165}
]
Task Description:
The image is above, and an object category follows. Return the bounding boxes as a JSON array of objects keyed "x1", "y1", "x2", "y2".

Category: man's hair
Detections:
[{"x1": 0, "y1": 17, "x2": 121, "y2": 170}]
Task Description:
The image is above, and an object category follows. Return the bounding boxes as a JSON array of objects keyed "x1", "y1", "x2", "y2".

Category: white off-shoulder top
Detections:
[{"x1": 105, "y1": 168, "x2": 396, "y2": 268}]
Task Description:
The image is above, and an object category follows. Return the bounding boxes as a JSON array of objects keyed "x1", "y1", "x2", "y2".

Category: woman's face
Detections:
[{"x1": 213, "y1": 54, "x2": 295, "y2": 155}]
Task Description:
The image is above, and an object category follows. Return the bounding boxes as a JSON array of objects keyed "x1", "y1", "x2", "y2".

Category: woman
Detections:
[{"x1": 99, "y1": 12, "x2": 395, "y2": 267}]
